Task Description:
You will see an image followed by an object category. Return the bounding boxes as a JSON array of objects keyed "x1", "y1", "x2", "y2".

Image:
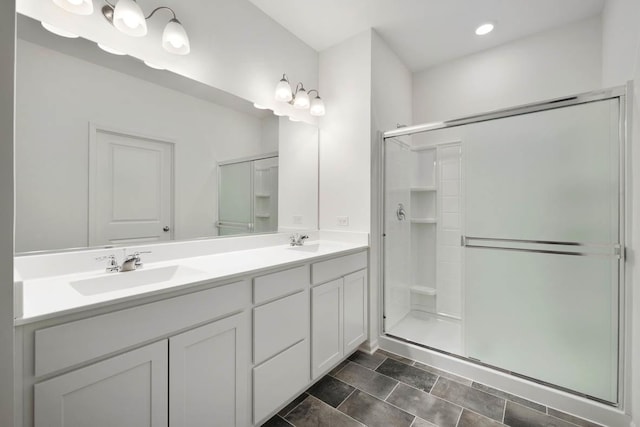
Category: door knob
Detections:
[{"x1": 163, "y1": 226, "x2": 170, "y2": 232}]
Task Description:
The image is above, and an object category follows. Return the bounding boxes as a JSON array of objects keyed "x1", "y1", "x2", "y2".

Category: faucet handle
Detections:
[
  {"x1": 132, "y1": 251, "x2": 152, "y2": 267},
  {"x1": 96, "y1": 254, "x2": 119, "y2": 272}
]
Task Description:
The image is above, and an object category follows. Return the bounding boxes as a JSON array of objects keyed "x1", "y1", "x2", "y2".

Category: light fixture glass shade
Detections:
[
  {"x1": 52, "y1": 0, "x2": 94, "y2": 15},
  {"x1": 310, "y1": 96, "x2": 325, "y2": 116},
  {"x1": 144, "y1": 60, "x2": 165, "y2": 70},
  {"x1": 293, "y1": 88, "x2": 310, "y2": 109},
  {"x1": 97, "y1": 43, "x2": 126, "y2": 55},
  {"x1": 162, "y1": 19, "x2": 190, "y2": 55},
  {"x1": 41, "y1": 22, "x2": 79, "y2": 38},
  {"x1": 113, "y1": 0, "x2": 147, "y2": 37},
  {"x1": 275, "y1": 78, "x2": 293, "y2": 102}
]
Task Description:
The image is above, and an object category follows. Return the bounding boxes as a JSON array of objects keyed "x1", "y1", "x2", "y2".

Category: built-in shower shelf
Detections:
[
  {"x1": 410, "y1": 218, "x2": 437, "y2": 224},
  {"x1": 410, "y1": 286, "x2": 437, "y2": 296},
  {"x1": 410, "y1": 186, "x2": 436, "y2": 192}
]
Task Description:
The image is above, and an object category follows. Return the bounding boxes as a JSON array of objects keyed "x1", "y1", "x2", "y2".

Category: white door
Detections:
[
  {"x1": 169, "y1": 312, "x2": 250, "y2": 427},
  {"x1": 343, "y1": 269, "x2": 367, "y2": 354},
  {"x1": 311, "y1": 278, "x2": 343, "y2": 379},
  {"x1": 34, "y1": 341, "x2": 168, "y2": 427},
  {"x1": 89, "y1": 127, "x2": 174, "y2": 246}
]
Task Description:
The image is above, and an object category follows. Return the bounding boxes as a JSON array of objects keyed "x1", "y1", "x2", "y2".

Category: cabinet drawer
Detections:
[
  {"x1": 254, "y1": 339, "x2": 309, "y2": 424},
  {"x1": 254, "y1": 291, "x2": 308, "y2": 365},
  {"x1": 35, "y1": 281, "x2": 251, "y2": 377},
  {"x1": 311, "y1": 251, "x2": 367, "y2": 285},
  {"x1": 254, "y1": 265, "x2": 309, "y2": 304}
]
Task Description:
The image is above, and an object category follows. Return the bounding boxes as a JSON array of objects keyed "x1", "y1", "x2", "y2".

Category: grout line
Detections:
[
  {"x1": 307, "y1": 394, "x2": 365, "y2": 427},
  {"x1": 280, "y1": 393, "x2": 309, "y2": 419},
  {"x1": 502, "y1": 399, "x2": 507, "y2": 424},
  {"x1": 277, "y1": 415, "x2": 295, "y2": 427},
  {"x1": 335, "y1": 387, "x2": 358, "y2": 410},
  {"x1": 408, "y1": 415, "x2": 418, "y2": 427},
  {"x1": 455, "y1": 408, "x2": 464, "y2": 427},
  {"x1": 372, "y1": 355, "x2": 388, "y2": 370},
  {"x1": 383, "y1": 381, "x2": 401, "y2": 401}
]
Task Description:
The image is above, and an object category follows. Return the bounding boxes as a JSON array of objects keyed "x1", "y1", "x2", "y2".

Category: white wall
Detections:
[
  {"x1": 318, "y1": 30, "x2": 372, "y2": 232},
  {"x1": 278, "y1": 117, "x2": 319, "y2": 231},
  {"x1": 370, "y1": 31, "x2": 414, "y2": 346},
  {"x1": 413, "y1": 17, "x2": 603, "y2": 123},
  {"x1": 16, "y1": 0, "x2": 319, "y2": 122},
  {"x1": 602, "y1": 1, "x2": 640, "y2": 424},
  {"x1": 16, "y1": 40, "x2": 273, "y2": 252},
  {"x1": 0, "y1": 2, "x2": 14, "y2": 425}
]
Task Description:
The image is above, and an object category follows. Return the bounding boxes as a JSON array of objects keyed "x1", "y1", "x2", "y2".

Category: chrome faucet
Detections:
[
  {"x1": 289, "y1": 233, "x2": 309, "y2": 246},
  {"x1": 96, "y1": 251, "x2": 152, "y2": 273},
  {"x1": 120, "y1": 251, "x2": 152, "y2": 272}
]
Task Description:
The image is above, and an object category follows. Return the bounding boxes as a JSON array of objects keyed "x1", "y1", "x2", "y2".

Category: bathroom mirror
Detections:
[{"x1": 14, "y1": 15, "x2": 319, "y2": 253}]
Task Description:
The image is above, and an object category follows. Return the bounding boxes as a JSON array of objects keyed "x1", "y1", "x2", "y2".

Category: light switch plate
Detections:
[{"x1": 337, "y1": 216, "x2": 349, "y2": 226}]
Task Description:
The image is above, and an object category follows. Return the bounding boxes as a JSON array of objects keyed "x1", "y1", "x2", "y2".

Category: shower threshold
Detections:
[{"x1": 386, "y1": 310, "x2": 462, "y2": 354}]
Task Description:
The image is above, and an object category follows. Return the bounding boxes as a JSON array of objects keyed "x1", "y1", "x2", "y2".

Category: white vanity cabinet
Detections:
[
  {"x1": 252, "y1": 265, "x2": 310, "y2": 425},
  {"x1": 26, "y1": 281, "x2": 251, "y2": 427},
  {"x1": 18, "y1": 247, "x2": 369, "y2": 427},
  {"x1": 34, "y1": 340, "x2": 169, "y2": 427},
  {"x1": 311, "y1": 252, "x2": 368, "y2": 379}
]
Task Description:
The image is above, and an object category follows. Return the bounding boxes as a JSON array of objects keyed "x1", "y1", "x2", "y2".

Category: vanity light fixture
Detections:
[
  {"x1": 52, "y1": 0, "x2": 94, "y2": 15},
  {"x1": 100, "y1": 0, "x2": 190, "y2": 54},
  {"x1": 475, "y1": 22, "x2": 494, "y2": 36},
  {"x1": 41, "y1": 22, "x2": 79, "y2": 38},
  {"x1": 97, "y1": 43, "x2": 126, "y2": 55},
  {"x1": 274, "y1": 74, "x2": 325, "y2": 116}
]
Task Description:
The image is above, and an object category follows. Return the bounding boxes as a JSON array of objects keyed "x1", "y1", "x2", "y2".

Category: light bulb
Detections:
[
  {"x1": 52, "y1": 0, "x2": 94, "y2": 15},
  {"x1": 293, "y1": 88, "x2": 310, "y2": 109},
  {"x1": 113, "y1": 0, "x2": 147, "y2": 37},
  {"x1": 310, "y1": 96, "x2": 325, "y2": 116},
  {"x1": 41, "y1": 22, "x2": 79, "y2": 38},
  {"x1": 475, "y1": 23, "x2": 494, "y2": 36},
  {"x1": 275, "y1": 77, "x2": 293, "y2": 102},
  {"x1": 162, "y1": 19, "x2": 190, "y2": 55}
]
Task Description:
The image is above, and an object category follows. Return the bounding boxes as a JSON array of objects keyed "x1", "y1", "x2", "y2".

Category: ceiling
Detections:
[{"x1": 247, "y1": 0, "x2": 606, "y2": 71}]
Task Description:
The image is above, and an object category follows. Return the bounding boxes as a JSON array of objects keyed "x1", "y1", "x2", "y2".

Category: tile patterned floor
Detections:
[{"x1": 261, "y1": 350, "x2": 604, "y2": 427}]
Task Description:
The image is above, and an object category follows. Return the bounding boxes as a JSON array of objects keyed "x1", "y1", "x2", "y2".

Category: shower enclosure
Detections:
[{"x1": 381, "y1": 87, "x2": 626, "y2": 405}]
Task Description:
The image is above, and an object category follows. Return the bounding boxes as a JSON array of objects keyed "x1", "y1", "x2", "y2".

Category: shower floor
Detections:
[{"x1": 387, "y1": 311, "x2": 462, "y2": 354}]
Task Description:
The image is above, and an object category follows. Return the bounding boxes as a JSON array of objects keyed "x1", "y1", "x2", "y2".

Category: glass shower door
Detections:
[{"x1": 463, "y1": 99, "x2": 621, "y2": 403}]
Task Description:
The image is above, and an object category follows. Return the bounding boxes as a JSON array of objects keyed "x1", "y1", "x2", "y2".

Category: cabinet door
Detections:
[
  {"x1": 34, "y1": 341, "x2": 168, "y2": 427},
  {"x1": 169, "y1": 312, "x2": 250, "y2": 427},
  {"x1": 311, "y1": 278, "x2": 343, "y2": 379},
  {"x1": 343, "y1": 269, "x2": 368, "y2": 354}
]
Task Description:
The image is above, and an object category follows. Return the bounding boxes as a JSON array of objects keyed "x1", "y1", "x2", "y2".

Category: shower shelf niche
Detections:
[
  {"x1": 410, "y1": 218, "x2": 437, "y2": 224},
  {"x1": 410, "y1": 186, "x2": 436, "y2": 192},
  {"x1": 410, "y1": 285, "x2": 436, "y2": 296}
]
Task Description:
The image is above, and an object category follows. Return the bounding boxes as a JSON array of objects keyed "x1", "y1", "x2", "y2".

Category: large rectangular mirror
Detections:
[{"x1": 14, "y1": 15, "x2": 319, "y2": 253}]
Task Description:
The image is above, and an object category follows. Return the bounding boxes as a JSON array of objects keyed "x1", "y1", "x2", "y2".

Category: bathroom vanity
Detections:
[{"x1": 14, "y1": 239, "x2": 369, "y2": 427}]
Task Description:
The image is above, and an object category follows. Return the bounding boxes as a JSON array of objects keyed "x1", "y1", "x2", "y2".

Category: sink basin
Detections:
[
  {"x1": 287, "y1": 243, "x2": 321, "y2": 252},
  {"x1": 70, "y1": 265, "x2": 205, "y2": 296}
]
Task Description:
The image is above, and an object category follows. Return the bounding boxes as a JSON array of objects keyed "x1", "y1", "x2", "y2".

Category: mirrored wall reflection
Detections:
[
  {"x1": 218, "y1": 156, "x2": 279, "y2": 236},
  {"x1": 14, "y1": 15, "x2": 319, "y2": 254}
]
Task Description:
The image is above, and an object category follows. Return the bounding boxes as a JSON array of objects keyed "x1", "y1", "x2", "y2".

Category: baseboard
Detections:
[{"x1": 359, "y1": 339, "x2": 379, "y2": 355}]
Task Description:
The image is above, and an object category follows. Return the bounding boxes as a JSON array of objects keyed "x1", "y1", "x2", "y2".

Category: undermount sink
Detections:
[
  {"x1": 287, "y1": 243, "x2": 321, "y2": 252},
  {"x1": 70, "y1": 265, "x2": 205, "y2": 296}
]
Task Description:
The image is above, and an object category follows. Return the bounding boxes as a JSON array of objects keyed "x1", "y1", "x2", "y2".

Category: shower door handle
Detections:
[{"x1": 396, "y1": 203, "x2": 407, "y2": 221}]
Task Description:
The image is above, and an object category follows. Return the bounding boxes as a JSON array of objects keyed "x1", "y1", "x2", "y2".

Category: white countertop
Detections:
[{"x1": 17, "y1": 240, "x2": 368, "y2": 325}]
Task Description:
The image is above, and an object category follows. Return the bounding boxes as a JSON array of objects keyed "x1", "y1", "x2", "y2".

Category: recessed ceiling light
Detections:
[
  {"x1": 97, "y1": 43, "x2": 126, "y2": 56},
  {"x1": 41, "y1": 22, "x2": 79, "y2": 38},
  {"x1": 475, "y1": 23, "x2": 494, "y2": 36}
]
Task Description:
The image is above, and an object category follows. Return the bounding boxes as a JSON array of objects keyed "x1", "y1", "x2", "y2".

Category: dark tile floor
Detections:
[{"x1": 261, "y1": 350, "x2": 604, "y2": 427}]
